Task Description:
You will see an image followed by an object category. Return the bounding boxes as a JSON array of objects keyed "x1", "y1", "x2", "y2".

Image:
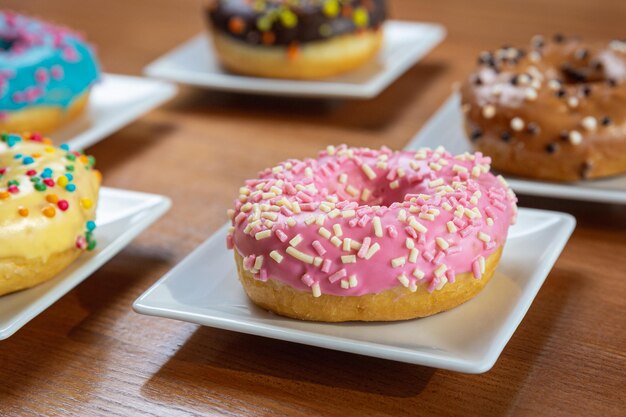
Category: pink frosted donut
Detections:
[{"x1": 227, "y1": 145, "x2": 517, "y2": 322}]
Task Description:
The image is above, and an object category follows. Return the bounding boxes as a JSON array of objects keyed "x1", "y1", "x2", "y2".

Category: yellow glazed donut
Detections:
[{"x1": 0, "y1": 132, "x2": 101, "y2": 296}]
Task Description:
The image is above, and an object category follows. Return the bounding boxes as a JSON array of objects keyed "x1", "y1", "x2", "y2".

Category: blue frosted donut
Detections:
[{"x1": 0, "y1": 11, "x2": 100, "y2": 132}]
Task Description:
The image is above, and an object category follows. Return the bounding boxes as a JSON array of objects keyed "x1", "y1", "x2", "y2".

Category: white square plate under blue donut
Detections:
[
  {"x1": 52, "y1": 74, "x2": 177, "y2": 150},
  {"x1": 143, "y1": 21, "x2": 445, "y2": 99},
  {"x1": 406, "y1": 93, "x2": 626, "y2": 204},
  {"x1": 133, "y1": 208, "x2": 574, "y2": 373},
  {"x1": 0, "y1": 188, "x2": 171, "y2": 340}
]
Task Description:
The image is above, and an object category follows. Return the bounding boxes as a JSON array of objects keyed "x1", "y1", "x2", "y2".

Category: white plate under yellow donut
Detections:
[
  {"x1": 0, "y1": 188, "x2": 170, "y2": 340},
  {"x1": 134, "y1": 207, "x2": 574, "y2": 373}
]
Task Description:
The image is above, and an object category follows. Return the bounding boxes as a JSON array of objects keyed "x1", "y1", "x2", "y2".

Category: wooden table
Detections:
[{"x1": 2, "y1": 1, "x2": 625, "y2": 416}]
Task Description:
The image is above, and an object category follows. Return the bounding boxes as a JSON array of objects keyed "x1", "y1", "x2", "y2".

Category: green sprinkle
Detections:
[{"x1": 34, "y1": 182, "x2": 47, "y2": 192}]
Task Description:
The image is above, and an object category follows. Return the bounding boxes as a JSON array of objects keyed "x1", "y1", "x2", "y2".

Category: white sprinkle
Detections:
[
  {"x1": 452, "y1": 164, "x2": 468, "y2": 173},
  {"x1": 482, "y1": 105, "x2": 496, "y2": 119},
  {"x1": 304, "y1": 167, "x2": 313, "y2": 178},
  {"x1": 361, "y1": 188, "x2": 372, "y2": 202},
  {"x1": 343, "y1": 238, "x2": 352, "y2": 251},
  {"x1": 361, "y1": 164, "x2": 377, "y2": 180},
  {"x1": 390, "y1": 180, "x2": 400, "y2": 189},
  {"x1": 270, "y1": 250, "x2": 283, "y2": 263},
  {"x1": 419, "y1": 213, "x2": 435, "y2": 221},
  {"x1": 429, "y1": 178, "x2": 444, "y2": 188},
  {"x1": 318, "y1": 227, "x2": 331, "y2": 239},
  {"x1": 313, "y1": 257, "x2": 323, "y2": 267},
  {"x1": 581, "y1": 116, "x2": 597, "y2": 131},
  {"x1": 346, "y1": 185, "x2": 359, "y2": 197},
  {"x1": 487, "y1": 218, "x2": 494, "y2": 226},
  {"x1": 350, "y1": 240, "x2": 362, "y2": 250},
  {"x1": 548, "y1": 80, "x2": 561, "y2": 91},
  {"x1": 405, "y1": 238, "x2": 414, "y2": 249},
  {"x1": 478, "y1": 232, "x2": 491, "y2": 242},
  {"x1": 510, "y1": 117, "x2": 525, "y2": 132},
  {"x1": 569, "y1": 130, "x2": 583, "y2": 145},
  {"x1": 413, "y1": 269, "x2": 425, "y2": 280},
  {"x1": 291, "y1": 201, "x2": 301, "y2": 214},
  {"x1": 333, "y1": 224, "x2": 343, "y2": 237},
  {"x1": 328, "y1": 208, "x2": 341, "y2": 219},
  {"x1": 434, "y1": 264, "x2": 447, "y2": 278},
  {"x1": 349, "y1": 275, "x2": 358, "y2": 288},
  {"x1": 286, "y1": 217, "x2": 296, "y2": 227},
  {"x1": 408, "y1": 248, "x2": 419, "y2": 263},
  {"x1": 436, "y1": 276, "x2": 449, "y2": 291},
  {"x1": 447, "y1": 221, "x2": 458, "y2": 233},
  {"x1": 312, "y1": 283, "x2": 321, "y2": 297},
  {"x1": 479, "y1": 256, "x2": 486, "y2": 274},
  {"x1": 525, "y1": 88, "x2": 538, "y2": 101},
  {"x1": 365, "y1": 243, "x2": 381, "y2": 260},
  {"x1": 338, "y1": 173, "x2": 347, "y2": 184},
  {"x1": 436, "y1": 237, "x2": 449, "y2": 250},
  {"x1": 373, "y1": 216, "x2": 383, "y2": 237},
  {"x1": 253, "y1": 255, "x2": 264, "y2": 271},
  {"x1": 567, "y1": 97, "x2": 579, "y2": 108},
  {"x1": 341, "y1": 280, "x2": 349, "y2": 289},
  {"x1": 342, "y1": 209, "x2": 356, "y2": 218},
  {"x1": 289, "y1": 234, "x2": 303, "y2": 247},
  {"x1": 391, "y1": 256, "x2": 406, "y2": 268},
  {"x1": 286, "y1": 247, "x2": 314, "y2": 264},
  {"x1": 330, "y1": 236, "x2": 342, "y2": 247},
  {"x1": 341, "y1": 255, "x2": 356, "y2": 264},
  {"x1": 255, "y1": 230, "x2": 272, "y2": 240},
  {"x1": 397, "y1": 274, "x2": 410, "y2": 288},
  {"x1": 315, "y1": 214, "x2": 325, "y2": 225},
  {"x1": 398, "y1": 209, "x2": 407, "y2": 222},
  {"x1": 409, "y1": 217, "x2": 428, "y2": 233}
]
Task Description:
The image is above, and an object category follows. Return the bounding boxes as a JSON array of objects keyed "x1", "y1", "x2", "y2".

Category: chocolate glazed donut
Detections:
[
  {"x1": 206, "y1": 0, "x2": 387, "y2": 79},
  {"x1": 460, "y1": 35, "x2": 626, "y2": 181}
]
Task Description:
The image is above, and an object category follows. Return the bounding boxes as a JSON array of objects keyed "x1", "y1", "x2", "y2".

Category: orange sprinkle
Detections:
[
  {"x1": 0, "y1": 191, "x2": 10, "y2": 200},
  {"x1": 94, "y1": 170, "x2": 102, "y2": 181},
  {"x1": 43, "y1": 138, "x2": 53, "y2": 145},
  {"x1": 261, "y1": 31, "x2": 276, "y2": 45},
  {"x1": 287, "y1": 43, "x2": 299, "y2": 61},
  {"x1": 32, "y1": 152, "x2": 42, "y2": 158},
  {"x1": 79, "y1": 155, "x2": 89, "y2": 164},
  {"x1": 42, "y1": 206, "x2": 56, "y2": 218},
  {"x1": 228, "y1": 16, "x2": 246, "y2": 34},
  {"x1": 46, "y1": 194, "x2": 59, "y2": 204},
  {"x1": 18, "y1": 207, "x2": 29, "y2": 217}
]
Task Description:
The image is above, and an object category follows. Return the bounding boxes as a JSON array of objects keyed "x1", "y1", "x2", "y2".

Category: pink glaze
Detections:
[{"x1": 227, "y1": 145, "x2": 517, "y2": 298}]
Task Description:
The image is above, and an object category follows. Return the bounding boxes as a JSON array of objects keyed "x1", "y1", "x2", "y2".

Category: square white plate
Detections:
[
  {"x1": 134, "y1": 208, "x2": 575, "y2": 373},
  {"x1": 53, "y1": 73, "x2": 177, "y2": 150},
  {"x1": 0, "y1": 187, "x2": 171, "y2": 340},
  {"x1": 143, "y1": 21, "x2": 445, "y2": 99},
  {"x1": 406, "y1": 93, "x2": 626, "y2": 204}
]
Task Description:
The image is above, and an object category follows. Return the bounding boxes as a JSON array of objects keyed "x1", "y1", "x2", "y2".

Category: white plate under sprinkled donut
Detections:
[
  {"x1": 133, "y1": 208, "x2": 574, "y2": 373},
  {"x1": 143, "y1": 21, "x2": 445, "y2": 99},
  {"x1": 53, "y1": 74, "x2": 177, "y2": 150},
  {"x1": 407, "y1": 93, "x2": 626, "y2": 204},
  {"x1": 0, "y1": 188, "x2": 171, "y2": 340}
]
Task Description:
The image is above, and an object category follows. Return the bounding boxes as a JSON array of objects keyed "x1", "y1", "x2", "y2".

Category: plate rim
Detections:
[
  {"x1": 143, "y1": 20, "x2": 446, "y2": 99},
  {"x1": 63, "y1": 73, "x2": 177, "y2": 151},
  {"x1": 408, "y1": 92, "x2": 626, "y2": 204},
  {"x1": 133, "y1": 207, "x2": 575, "y2": 373},
  {"x1": 0, "y1": 186, "x2": 172, "y2": 340}
]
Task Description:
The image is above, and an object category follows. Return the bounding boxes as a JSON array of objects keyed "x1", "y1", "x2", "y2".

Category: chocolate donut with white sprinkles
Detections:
[{"x1": 461, "y1": 35, "x2": 626, "y2": 181}]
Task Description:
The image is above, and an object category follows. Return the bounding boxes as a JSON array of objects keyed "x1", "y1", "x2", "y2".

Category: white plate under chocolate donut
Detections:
[
  {"x1": 133, "y1": 207, "x2": 574, "y2": 373},
  {"x1": 143, "y1": 21, "x2": 445, "y2": 99},
  {"x1": 408, "y1": 93, "x2": 626, "y2": 204}
]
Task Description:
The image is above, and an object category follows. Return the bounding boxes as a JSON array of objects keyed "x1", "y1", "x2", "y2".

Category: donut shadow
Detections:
[
  {"x1": 162, "y1": 61, "x2": 447, "y2": 134},
  {"x1": 140, "y1": 268, "x2": 576, "y2": 416}
]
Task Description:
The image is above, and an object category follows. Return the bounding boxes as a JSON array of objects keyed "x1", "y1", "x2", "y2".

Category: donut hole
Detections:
[{"x1": 0, "y1": 37, "x2": 17, "y2": 52}]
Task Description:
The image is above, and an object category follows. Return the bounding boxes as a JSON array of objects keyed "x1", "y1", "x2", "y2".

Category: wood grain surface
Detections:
[{"x1": 1, "y1": 1, "x2": 625, "y2": 416}]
